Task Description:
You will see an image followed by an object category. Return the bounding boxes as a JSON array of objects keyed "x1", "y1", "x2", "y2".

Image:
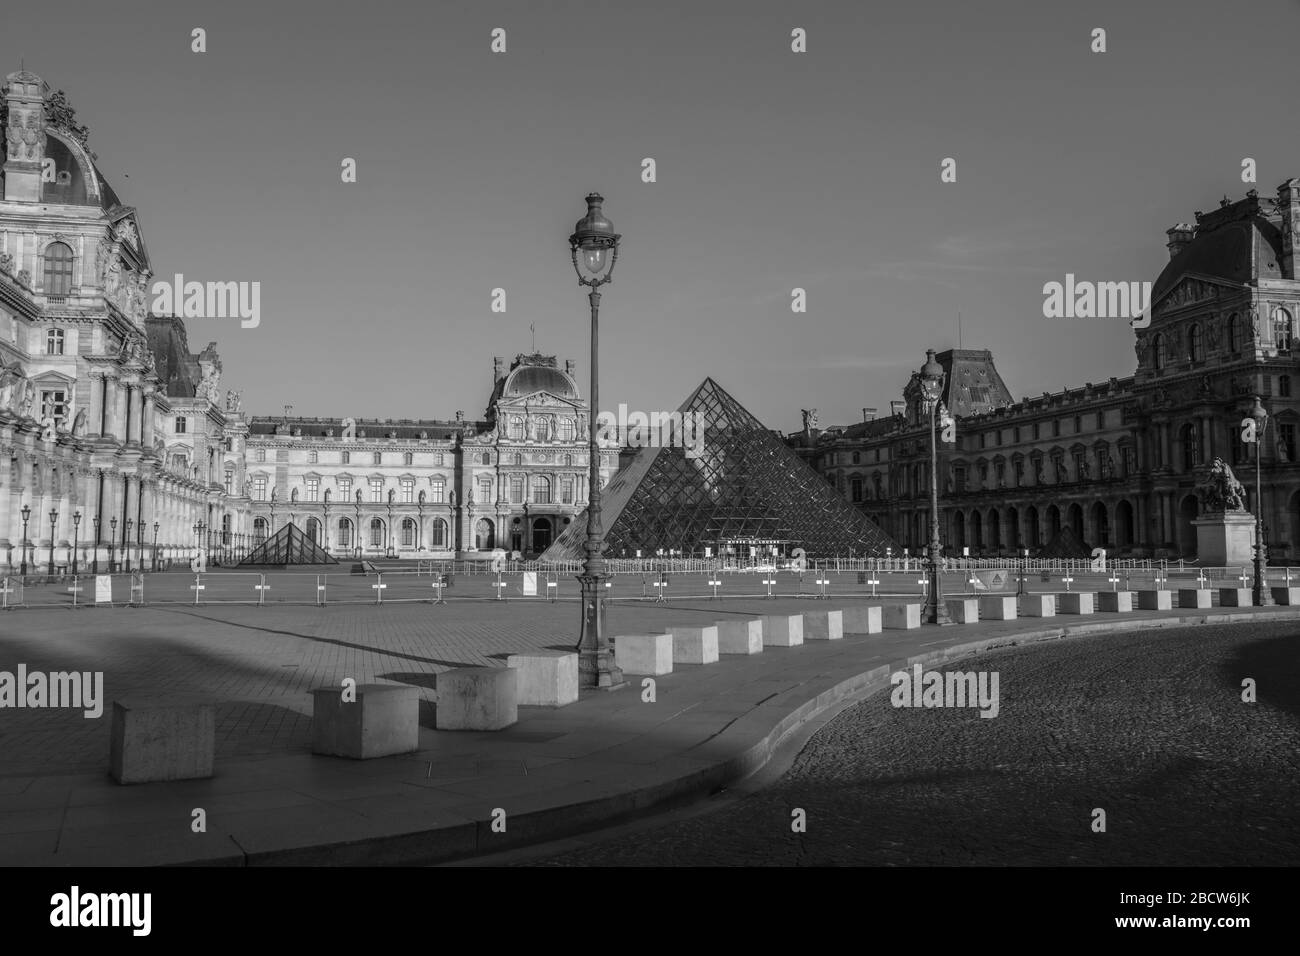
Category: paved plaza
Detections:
[{"x1": 2, "y1": 590, "x2": 1298, "y2": 865}]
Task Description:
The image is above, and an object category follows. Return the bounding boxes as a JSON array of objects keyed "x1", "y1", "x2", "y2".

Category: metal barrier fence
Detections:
[{"x1": 4, "y1": 564, "x2": 1300, "y2": 610}]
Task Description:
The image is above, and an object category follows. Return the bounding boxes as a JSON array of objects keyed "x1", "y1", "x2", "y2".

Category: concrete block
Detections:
[
  {"x1": 716, "y1": 619, "x2": 763, "y2": 654},
  {"x1": 435, "y1": 666, "x2": 517, "y2": 731},
  {"x1": 978, "y1": 595, "x2": 1016, "y2": 621},
  {"x1": 1271, "y1": 587, "x2": 1300, "y2": 605},
  {"x1": 1178, "y1": 588, "x2": 1212, "y2": 609},
  {"x1": 1137, "y1": 590, "x2": 1172, "y2": 610},
  {"x1": 1021, "y1": 594, "x2": 1055, "y2": 617},
  {"x1": 883, "y1": 603, "x2": 921, "y2": 629},
  {"x1": 614, "y1": 632, "x2": 674, "y2": 675},
  {"x1": 1218, "y1": 588, "x2": 1253, "y2": 607},
  {"x1": 1097, "y1": 591, "x2": 1133, "y2": 612},
  {"x1": 841, "y1": 605, "x2": 882, "y2": 634},
  {"x1": 110, "y1": 697, "x2": 215, "y2": 784},
  {"x1": 945, "y1": 598, "x2": 979, "y2": 623},
  {"x1": 803, "y1": 609, "x2": 844, "y2": 640},
  {"x1": 1058, "y1": 592, "x2": 1095, "y2": 615},
  {"x1": 506, "y1": 650, "x2": 579, "y2": 707},
  {"x1": 312, "y1": 683, "x2": 420, "y2": 758},
  {"x1": 670, "y1": 625, "x2": 720, "y2": 664},
  {"x1": 762, "y1": 615, "x2": 804, "y2": 646}
]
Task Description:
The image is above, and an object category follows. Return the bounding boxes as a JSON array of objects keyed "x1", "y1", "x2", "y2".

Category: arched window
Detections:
[
  {"x1": 429, "y1": 476, "x2": 446, "y2": 503},
  {"x1": 481, "y1": 452, "x2": 490, "y2": 465},
  {"x1": 1274, "y1": 308, "x2": 1294, "y2": 351},
  {"x1": 508, "y1": 417, "x2": 524, "y2": 440},
  {"x1": 403, "y1": 452, "x2": 413, "y2": 466},
  {"x1": 401, "y1": 518, "x2": 416, "y2": 548},
  {"x1": 42, "y1": 242, "x2": 74, "y2": 296},
  {"x1": 222, "y1": 514, "x2": 232, "y2": 545},
  {"x1": 369, "y1": 518, "x2": 385, "y2": 548},
  {"x1": 564, "y1": 453, "x2": 572, "y2": 467},
  {"x1": 1228, "y1": 313, "x2": 1239, "y2": 352},
  {"x1": 1152, "y1": 333, "x2": 1164, "y2": 369},
  {"x1": 510, "y1": 474, "x2": 525, "y2": 502},
  {"x1": 1189, "y1": 323, "x2": 1203, "y2": 362},
  {"x1": 46, "y1": 328, "x2": 65, "y2": 355},
  {"x1": 253, "y1": 517, "x2": 267, "y2": 543},
  {"x1": 1181, "y1": 423, "x2": 1200, "y2": 471},
  {"x1": 559, "y1": 419, "x2": 575, "y2": 441},
  {"x1": 430, "y1": 518, "x2": 447, "y2": 549},
  {"x1": 852, "y1": 451, "x2": 861, "y2": 465},
  {"x1": 531, "y1": 475, "x2": 551, "y2": 504},
  {"x1": 337, "y1": 517, "x2": 353, "y2": 548},
  {"x1": 514, "y1": 453, "x2": 522, "y2": 466}
]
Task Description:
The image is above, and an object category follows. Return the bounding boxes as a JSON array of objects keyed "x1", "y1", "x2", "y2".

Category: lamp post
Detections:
[
  {"x1": 919, "y1": 349, "x2": 952, "y2": 625},
  {"x1": 354, "y1": 490, "x2": 362, "y2": 559},
  {"x1": 124, "y1": 518, "x2": 133, "y2": 573},
  {"x1": 47, "y1": 509, "x2": 58, "y2": 576},
  {"x1": 387, "y1": 489, "x2": 396, "y2": 558},
  {"x1": 324, "y1": 490, "x2": 332, "y2": 553},
  {"x1": 152, "y1": 521, "x2": 159, "y2": 572},
  {"x1": 92, "y1": 516, "x2": 100, "y2": 574},
  {"x1": 569, "y1": 191, "x2": 624, "y2": 689},
  {"x1": 417, "y1": 491, "x2": 425, "y2": 552},
  {"x1": 1248, "y1": 395, "x2": 1274, "y2": 606},
  {"x1": 109, "y1": 516, "x2": 117, "y2": 572},
  {"x1": 19, "y1": 504, "x2": 31, "y2": 577},
  {"x1": 72, "y1": 511, "x2": 81, "y2": 576}
]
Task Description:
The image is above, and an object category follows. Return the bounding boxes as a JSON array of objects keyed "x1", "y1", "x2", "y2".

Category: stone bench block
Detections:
[
  {"x1": 1021, "y1": 594, "x2": 1055, "y2": 617},
  {"x1": 670, "y1": 625, "x2": 720, "y2": 664},
  {"x1": 804, "y1": 609, "x2": 844, "y2": 640},
  {"x1": 978, "y1": 596, "x2": 1016, "y2": 621},
  {"x1": 1097, "y1": 591, "x2": 1133, "y2": 612},
  {"x1": 945, "y1": 598, "x2": 979, "y2": 623},
  {"x1": 110, "y1": 697, "x2": 215, "y2": 784},
  {"x1": 1137, "y1": 590, "x2": 1172, "y2": 610},
  {"x1": 1218, "y1": 588, "x2": 1252, "y2": 607},
  {"x1": 1058, "y1": 592, "x2": 1095, "y2": 615},
  {"x1": 1178, "y1": 588, "x2": 1212, "y2": 609},
  {"x1": 435, "y1": 666, "x2": 517, "y2": 731},
  {"x1": 883, "y1": 603, "x2": 921, "y2": 629},
  {"x1": 1271, "y1": 587, "x2": 1300, "y2": 605},
  {"x1": 762, "y1": 615, "x2": 804, "y2": 646},
  {"x1": 716, "y1": 619, "x2": 763, "y2": 654},
  {"x1": 841, "y1": 605, "x2": 882, "y2": 634},
  {"x1": 615, "y1": 632, "x2": 674, "y2": 675},
  {"x1": 312, "y1": 682, "x2": 420, "y2": 758},
  {"x1": 506, "y1": 650, "x2": 579, "y2": 707}
]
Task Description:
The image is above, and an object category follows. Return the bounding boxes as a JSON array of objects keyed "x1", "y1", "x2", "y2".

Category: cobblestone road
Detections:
[{"x1": 524, "y1": 622, "x2": 1300, "y2": 866}]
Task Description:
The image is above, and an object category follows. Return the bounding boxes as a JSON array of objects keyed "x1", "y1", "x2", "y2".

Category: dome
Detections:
[
  {"x1": 500, "y1": 363, "x2": 579, "y2": 400},
  {"x1": 1152, "y1": 214, "x2": 1283, "y2": 303}
]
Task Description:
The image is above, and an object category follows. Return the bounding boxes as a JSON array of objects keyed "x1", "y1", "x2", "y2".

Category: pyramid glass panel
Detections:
[
  {"x1": 541, "y1": 378, "x2": 897, "y2": 561},
  {"x1": 238, "y1": 521, "x2": 338, "y2": 565}
]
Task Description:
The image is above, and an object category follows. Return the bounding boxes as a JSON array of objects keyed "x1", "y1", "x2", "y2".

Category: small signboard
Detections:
[
  {"x1": 95, "y1": 575, "x2": 113, "y2": 604},
  {"x1": 522, "y1": 571, "x2": 538, "y2": 596}
]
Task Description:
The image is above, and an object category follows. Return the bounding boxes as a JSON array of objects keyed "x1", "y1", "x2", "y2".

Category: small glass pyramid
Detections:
[
  {"x1": 541, "y1": 378, "x2": 897, "y2": 561},
  {"x1": 238, "y1": 521, "x2": 339, "y2": 565}
]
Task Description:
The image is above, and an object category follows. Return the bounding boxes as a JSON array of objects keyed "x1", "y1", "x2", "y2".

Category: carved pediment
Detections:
[
  {"x1": 495, "y1": 391, "x2": 581, "y2": 410},
  {"x1": 1154, "y1": 275, "x2": 1231, "y2": 316}
]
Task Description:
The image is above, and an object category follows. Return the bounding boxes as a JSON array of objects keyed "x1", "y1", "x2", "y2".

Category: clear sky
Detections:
[{"x1": 5, "y1": 0, "x2": 1300, "y2": 432}]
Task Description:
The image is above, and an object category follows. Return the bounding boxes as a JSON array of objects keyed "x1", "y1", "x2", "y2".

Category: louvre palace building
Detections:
[
  {"x1": 0, "y1": 69, "x2": 615, "y2": 572},
  {"x1": 792, "y1": 181, "x2": 1300, "y2": 562}
]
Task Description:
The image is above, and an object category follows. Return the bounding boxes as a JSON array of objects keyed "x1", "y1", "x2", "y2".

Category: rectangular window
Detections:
[
  {"x1": 1282, "y1": 424, "x2": 1297, "y2": 463},
  {"x1": 306, "y1": 477, "x2": 320, "y2": 502},
  {"x1": 338, "y1": 478, "x2": 352, "y2": 500},
  {"x1": 1032, "y1": 423, "x2": 1040, "y2": 440},
  {"x1": 224, "y1": 469, "x2": 234, "y2": 495},
  {"x1": 369, "y1": 478, "x2": 383, "y2": 502},
  {"x1": 1052, "y1": 420, "x2": 1061, "y2": 438},
  {"x1": 479, "y1": 476, "x2": 494, "y2": 502},
  {"x1": 175, "y1": 416, "x2": 188, "y2": 434},
  {"x1": 979, "y1": 433, "x2": 986, "y2": 449},
  {"x1": 373, "y1": 452, "x2": 382, "y2": 466},
  {"x1": 1097, "y1": 410, "x2": 1105, "y2": 429},
  {"x1": 39, "y1": 390, "x2": 68, "y2": 426},
  {"x1": 561, "y1": 476, "x2": 574, "y2": 504},
  {"x1": 308, "y1": 450, "x2": 319, "y2": 464},
  {"x1": 401, "y1": 478, "x2": 414, "y2": 503},
  {"x1": 995, "y1": 430, "x2": 1003, "y2": 446},
  {"x1": 403, "y1": 452, "x2": 413, "y2": 466},
  {"x1": 46, "y1": 329, "x2": 65, "y2": 355},
  {"x1": 510, "y1": 475, "x2": 524, "y2": 503},
  {"x1": 850, "y1": 477, "x2": 863, "y2": 502},
  {"x1": 1013, "y1": 427, "x2": 1020, "y2": 443},
  {"x1": 341, "y1": 450, "x2": 351, "y2": 465},
  {"x1": 429, "y1": 479, "x2": 446, "y2": 503},
  {"x1": 252, "y1": 476, "x2": 267, "y2": 501},
  {"x1": 1124, "y1": 446, "x2": 1138, "y2": 476},
  {"x1": 256, "y1": 448, "x2": 266, "y2": 463}
]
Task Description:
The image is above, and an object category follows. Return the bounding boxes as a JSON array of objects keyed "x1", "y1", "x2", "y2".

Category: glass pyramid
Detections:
[
  {"x1": 238, "y1": 521, "x2": 339, "y2": 565},
  {"x1": 541, "y1": 378, "x2": 897, "y2": 561}
]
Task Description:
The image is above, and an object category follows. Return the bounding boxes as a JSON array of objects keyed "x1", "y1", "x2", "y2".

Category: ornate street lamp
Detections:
[
  {"x1": 324, "y1": 489, "x2": 332, "y2": 553},
  {"x1": 152, "y1": 520, "x2": 159, "y2": 572},
  {"x1": 919, "y1": 349, "x2": 952, "y2": 625},
  {"x1": 354, "y1": 489, "x2": 362, "y2": 559},
  {"x1": 109, "y1": 516, "x2": 118, "y2": 573},
  {"x1": 569, "y1": 191, "x2": 624, "y2": 689},
  {"x1": 47, "y1": 509, "x2": 59, "y2": 576},
  {"x1": 92, "y1": 515, "x2": 100, "y2": 574},
  {"x1": 20, "y1": 504, "x2": 31, "y2": 577},
  {"x1": 72, "y1": 511, "x2": 81, "y2": 576},
  {"x1": 124, "y1": 518, "x2": 133, "y2": 573},
  {"x1": 1248, "y1": 395, "x2": 1274, "y2": 606},
  {"x1": 417, "y1": 490, "x2": 425, "y2": 552},
  {"x1": 387, "y1": 488, "x2": 396, "y2": 558}
]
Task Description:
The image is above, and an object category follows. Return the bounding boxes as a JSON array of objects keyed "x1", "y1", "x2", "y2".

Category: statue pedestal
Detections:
[{"x1": 1194, "y1": 512, "x2": 1256, "y2": 566}]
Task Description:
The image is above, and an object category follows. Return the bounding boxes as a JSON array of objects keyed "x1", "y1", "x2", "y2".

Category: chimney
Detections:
[
  {"x1": 862, "y1": 407, "x2": 877, "y2": 422},
  {"x1": 1165, "y1": 222, "x2": 1194, "y2": 260},
  {"x1": 3, "y1": 70, "x2": 49, "y2": 202},
  {"x1": 890, "y1": 400, "x2": 906, "y2": 418},
  {"x1": 564, "y1": 358, "x2": 576, "y2": 377},
  {"x1": 1278, "y1": 178, "x2": 1300, "y2": 278},
  {"x1": 493, "y1": 355, "x2": 506, "y2": 384}
]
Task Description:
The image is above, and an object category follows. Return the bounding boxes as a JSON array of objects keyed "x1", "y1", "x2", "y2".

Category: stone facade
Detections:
[{"x1": 794, "y1": 185, "x2": 1300, "y2": 562}]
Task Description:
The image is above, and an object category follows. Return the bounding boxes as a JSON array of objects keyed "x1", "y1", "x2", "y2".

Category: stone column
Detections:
[
  {"x1": 141, "y1": 389, "x2": 156, "y2": 449},
  {"x1": 88, "y1": 371, "x2": 104, "y2": 438}
]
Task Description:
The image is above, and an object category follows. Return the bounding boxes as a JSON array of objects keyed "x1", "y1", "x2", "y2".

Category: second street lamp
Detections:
[
  {"x1": 47, "y1": 509, "x2": 58, "y2": 576},
  {"x1": 920, "y1": 349, "x2": 953, "y2": 625},
  {"x1": 152, "y1": 521, "x2": 159, "y2": 572},
  {"x1": 72, "y1": 511, "x2": 81, "y2": 576},
  {"x1": 109, "y1": 516, "x2": 117, "y2": 572},
  {"x1": 1248, "y1": 395, "x2": 1274, "y2": 607},
  {"x1": 20, "y1": 504, "x2": 31, "y2": 577},
  {"x1": 569, "y1": 191, "x2": 624, "y2": 690}
]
